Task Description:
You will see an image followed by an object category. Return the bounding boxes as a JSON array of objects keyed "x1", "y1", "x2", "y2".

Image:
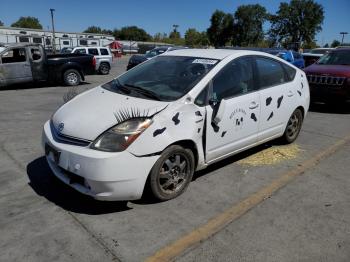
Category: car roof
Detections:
[
  {"x1": 0, "y1": 43, "x2": 41, "y2": 48},
  {"x1": 161, "y1": 48, "x2": 275, "y2": 60}
]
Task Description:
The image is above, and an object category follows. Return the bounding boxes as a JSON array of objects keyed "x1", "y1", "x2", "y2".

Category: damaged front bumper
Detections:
[{"x1": 42, "y1": 121, "x2": 159, "y2": 201}]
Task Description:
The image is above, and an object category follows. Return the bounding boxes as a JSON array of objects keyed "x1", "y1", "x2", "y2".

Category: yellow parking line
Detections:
[{"x1": 146, "y1": 135, "x2": 350, "y2": 262}]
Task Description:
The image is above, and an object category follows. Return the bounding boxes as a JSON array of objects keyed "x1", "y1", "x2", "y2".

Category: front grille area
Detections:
[
  {"x1": 50, "y1": 121, "x2": 91, "y2": 147},
  {"x1": 307, "y1": 75, "x2": 346, "y2": 86}
]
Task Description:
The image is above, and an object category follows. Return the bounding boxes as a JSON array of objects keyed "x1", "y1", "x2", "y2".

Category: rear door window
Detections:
[
  {"x1": 255, "y1": 57, "x2": 287, "y2": 88},
  {"x1": 88, "y1": 48, "x2": 99, "y2": 55},
  {"x1": 74, "y1": 49, "x2": 86, "y2": 54},
  {"x1": 100, "y1": 48, "x2": 109, "y2": 55}
]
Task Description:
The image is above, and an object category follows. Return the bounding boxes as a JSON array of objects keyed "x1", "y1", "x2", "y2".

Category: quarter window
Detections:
[
  {"x1": 256, "y1": 57, "x2": 286, "y2": 88},
  {"x1": 211, "y1": 57, "x2": 255, "y2": 100}
]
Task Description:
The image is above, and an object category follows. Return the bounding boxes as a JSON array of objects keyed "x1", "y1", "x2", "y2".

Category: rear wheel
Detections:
[
  {"x1": 281, "y1": 108, "x2": 303, "y2": 143},
  {"x1": 63, "y1": 69, "x2": 81, "y2": 86},
  {"x1": 99, "y1": 63, "x2": 110, "y2": 75},
  {"x1": 149, "y1": 145, "x2": 195, "y2": 201}
]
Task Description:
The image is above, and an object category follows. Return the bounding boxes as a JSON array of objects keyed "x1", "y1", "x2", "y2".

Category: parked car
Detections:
[
  {"x1": 304, "y1": 48, "x2": 350, "y2": 103},
  {"x1": 302, "y1": 48, "x2": 335, "y2": 67},
  {"x1": 275, "y1": 50, "x2": 305, "y2": 69},
  {"x1": 72, "y1": 46, "x2": 112, "y2": 75},
  {"x1": 126, "y1": 46, "x2": 187, "y2": 70},
  {"x1": 0, "y1": 43, "x2": 95, "y2": 87},
  {"x1": 42, "y1": 49, "x2": 309, "y2": 201}
]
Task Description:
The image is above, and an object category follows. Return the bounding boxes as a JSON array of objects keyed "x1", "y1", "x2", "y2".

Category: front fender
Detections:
[{"x1": 127, "y1": 103, "x2": 207, "y2": 168}]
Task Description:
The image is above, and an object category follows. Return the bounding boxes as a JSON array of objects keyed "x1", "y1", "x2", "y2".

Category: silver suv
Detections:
[{"x1": 72, "y1": 46, "x2": 112, "y2": 75}]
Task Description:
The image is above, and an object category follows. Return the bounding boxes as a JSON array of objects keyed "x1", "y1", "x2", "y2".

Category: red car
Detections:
[{"x1": 304, "y1": 48, "x2": 350, "y2": 103}]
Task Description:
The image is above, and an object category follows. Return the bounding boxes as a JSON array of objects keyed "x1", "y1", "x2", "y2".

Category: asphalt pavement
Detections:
[{"x1": 0, "y1": 57, "x2": 349, "y2": 262}]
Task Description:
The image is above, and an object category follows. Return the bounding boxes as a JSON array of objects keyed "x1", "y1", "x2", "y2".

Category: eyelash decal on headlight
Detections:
[{"x1": 113, "y1": 105, "x2": 168, "y2": 124}]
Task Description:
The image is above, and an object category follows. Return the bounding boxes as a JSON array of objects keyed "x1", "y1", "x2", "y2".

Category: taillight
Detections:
[{"x1": 92, "y1": 57, "x2": 96, "y2": 67}]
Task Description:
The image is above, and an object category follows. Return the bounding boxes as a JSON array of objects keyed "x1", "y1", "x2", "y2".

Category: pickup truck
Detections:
[{"x1": 0, "y1": 43, "x2": 95, "y2": 87}]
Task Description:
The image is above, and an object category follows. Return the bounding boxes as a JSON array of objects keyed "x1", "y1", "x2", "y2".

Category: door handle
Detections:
[
  {"x1": 249, "y1": 101, "x2": 259, "y2": 109},
  {"x1": 24, "y1": 64, "x2": 31, "y2": 67},
  {"x1": 287, "y1": 91, "x2": 294, "y2": 97}
]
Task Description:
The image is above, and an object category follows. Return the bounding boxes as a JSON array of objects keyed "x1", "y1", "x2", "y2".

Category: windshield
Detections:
[
  {"x1": 310, "y1": 49, "x2": 329, "y2": 54},
  {"x1": 102, "y1": 56, "x2": 219, "y2": 101},
  {"x1": 317, "y1": 51, "x2": 350, "y2": 65},
  {"x1": 144, "y1": 48, "x2": 167, "y2": 58}
]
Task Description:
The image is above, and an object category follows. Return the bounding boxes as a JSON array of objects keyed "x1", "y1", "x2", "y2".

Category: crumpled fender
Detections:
[{"x1": 127, "y1": 102, "x2": 206, "y2": 168}]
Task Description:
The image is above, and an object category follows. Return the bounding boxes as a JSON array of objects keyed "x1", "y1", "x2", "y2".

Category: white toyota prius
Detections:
[{"x1": 42, "y1": 49, "x2": 310, "y2": 201}]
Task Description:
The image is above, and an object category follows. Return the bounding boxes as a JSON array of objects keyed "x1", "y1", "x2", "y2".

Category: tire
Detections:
[
  {"x1": 149, "y1": 145, "x2": 195, "y2": 201},
  {"x1": 281, "y1": 108, "x2": 303, "y2": 144},
  {"x1": 99, "y1": 63, "x2": 110, "y2": 75},
  {"x1": 63, "y1": 69, "x2": 81, "y2": 86}
]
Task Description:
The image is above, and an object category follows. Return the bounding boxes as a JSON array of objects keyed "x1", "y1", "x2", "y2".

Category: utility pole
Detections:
[
  {"x1": 50, "y1": 8, "x2": 56, "y2": 54},
  {"x1": 340, "y1": 32, "x2": 348, "y2": 44},
  {"x1": 172, "y1": 24, "x2": 179, "y2": 32}
]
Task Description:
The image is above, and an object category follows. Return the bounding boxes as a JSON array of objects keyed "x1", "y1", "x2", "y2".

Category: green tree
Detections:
[
  {"x1": 115, "y1": 26, "x2": 151, "y2": 41},
  {"x1": 11, "y1": 16, "x2": 42, "y2": 29},
  {"x1": 84, "y1": 26, "x2": 102, "y2": 34},
  {"x1": 0, "y1": 20, "x2": 3, "y2": 26},
  {"x1": 323, "y1": 43, "x2": 329, "y2": 48},
  {"x1": 331, "y1": 40, "x2": 340, "y2": 48},
  {"x1": 185, "y1": 28, "x2": 202, "y2": 47},
  {"x1": 207, "y1": 10, "x2": 234, "y2": 47},
  {"x1": 153, "y1": 32, "x2": 167, "y2": 42},
  {"x1": 232, "y1": 4, "x2": 267, "y2": 46},
  {"x1": 269, "y1": 0, "x2": 324, "y2": 47}
]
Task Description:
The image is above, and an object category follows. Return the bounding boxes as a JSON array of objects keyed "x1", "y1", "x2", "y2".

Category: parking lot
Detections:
[{"x1": 1, "y1": 56, "x2": 350, "y2": 262}]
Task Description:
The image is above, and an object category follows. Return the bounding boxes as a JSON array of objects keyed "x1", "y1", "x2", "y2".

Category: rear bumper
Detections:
[{"x1": 42, "y1": 121, "x2": 159, "y2": 201}]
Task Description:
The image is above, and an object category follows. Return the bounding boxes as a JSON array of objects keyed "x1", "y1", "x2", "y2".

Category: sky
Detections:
[{"x1": 1, "y1": 0, "x2": 349, "y2": 45}]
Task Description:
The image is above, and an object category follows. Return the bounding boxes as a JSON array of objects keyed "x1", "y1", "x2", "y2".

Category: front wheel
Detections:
[
  {"x1": 63, "y1": 69, "x2": 81, "y2": 86},
  {"x1": 281, "y1": 108, "x2": 303, "y2": 143},
  {"x1": 149, "y1": 145, "x2": 195, "y2": 201}
]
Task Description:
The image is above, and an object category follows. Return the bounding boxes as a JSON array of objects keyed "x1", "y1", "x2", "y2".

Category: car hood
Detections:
[
  {"x1": 304, "y1": 64, "x2": 350, "y2": 77},
  {"x1": 129, "y1": 54, "x2": 147, "y2": 63},
  {"x1": 52, "y1": 86, "x2": 169, "y2": 141}
]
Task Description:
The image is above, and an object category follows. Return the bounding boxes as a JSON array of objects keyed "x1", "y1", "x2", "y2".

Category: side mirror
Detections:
[{"x1": 213, "y1": 99, "x2": 226, "y2": 125}]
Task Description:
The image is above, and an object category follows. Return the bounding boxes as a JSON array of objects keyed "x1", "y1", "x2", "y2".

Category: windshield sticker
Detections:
[{"x1": 192, "y1": 59, "x2": 218, "y2": 65}]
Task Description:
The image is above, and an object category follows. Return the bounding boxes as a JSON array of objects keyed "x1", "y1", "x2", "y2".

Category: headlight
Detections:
[{"x1": 91, "y1": 118, "x2": 153, "y2": 152}]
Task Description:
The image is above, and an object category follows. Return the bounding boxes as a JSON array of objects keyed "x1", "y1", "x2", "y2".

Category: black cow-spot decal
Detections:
[
  {"x1": 172, "y1": 112, "x2": 180, "y2": 125},
  {"x1": 197, "y1": 128, "x2": 201, "y2": 133},
  {"x1": 251, "y1": 113, "x2": 257, "y2": 122},
  {"x1": 221, "y1": 131, "x2": 227, "y2": 137},
  {"x1": 153, "y1": 127, "x2": 166, "y2": 137},
  {"x1": 301, "y1": 82, "x2": 304, "y2": 89},
  {"x1": 236, "y1": 117, "x2": 244, "y2": 126},
  {"x1": 196, "y1": 119, "x2": 204, "y2": 123},
  {"x1": 211, "y1": 123, "x2": 220, "y2": 133},
  {"x1": 297, "y1": 90, "x2": 302, "y2": 96},
  {"x1": 277, "y1": 95, "x2": 284, "y2": 108},
  {"x1": 195, "y1": 111, "x2": 202, "y2": 117},
  {"x1": 266, "y1": 97, "x2": 272, "y2": 106},
  {"x1": 267, "y1": 112, "x2": 274, "y2": 121}
]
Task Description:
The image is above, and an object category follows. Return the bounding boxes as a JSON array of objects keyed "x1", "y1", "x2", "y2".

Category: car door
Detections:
[
  {"x1": 29, "y1": 45, "x2": 47, "y2": 81},
  {"x1": 254, "y1": 56, "x2": 294, "y2": 142},
  {"x1": 205, "y1": 56, "x2": 260, "y2": 163},
  {"x1": 88, "y1": 48, "x2": 99, "y2": 69},
  {"x1": 0, "y1": 47, "x2": 32, "y2": 86}
]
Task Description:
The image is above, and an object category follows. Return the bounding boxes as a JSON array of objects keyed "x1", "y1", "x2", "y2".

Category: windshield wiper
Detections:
[{"x1": 124, "y1": 83, "x2": 161, "y2": 100}]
